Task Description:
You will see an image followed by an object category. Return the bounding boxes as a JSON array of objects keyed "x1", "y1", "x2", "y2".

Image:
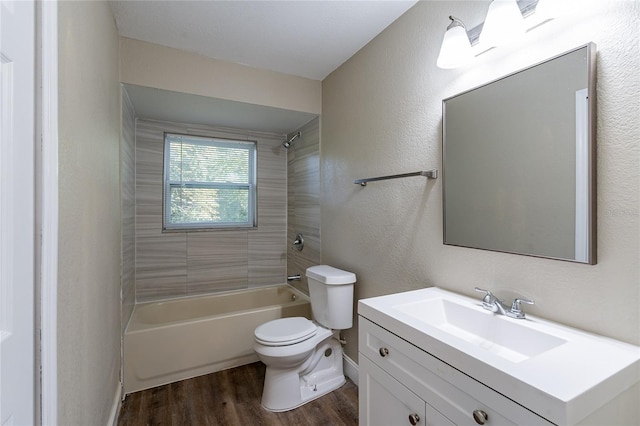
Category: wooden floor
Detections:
[{"x1": 118, "y1": 362, "x2": 359, "y2": 426}]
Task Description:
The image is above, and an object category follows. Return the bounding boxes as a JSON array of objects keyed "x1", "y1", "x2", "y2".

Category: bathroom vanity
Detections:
[{"x1": 358, "y1": 288, "x2": 640, "y2": 425}]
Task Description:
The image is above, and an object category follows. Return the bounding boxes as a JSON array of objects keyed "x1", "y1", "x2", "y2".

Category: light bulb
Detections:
[{"x1": 479, "y1": 0, "x2": 526, "y2": 49}]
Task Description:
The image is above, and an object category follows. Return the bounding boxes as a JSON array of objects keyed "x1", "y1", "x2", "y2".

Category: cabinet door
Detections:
[{"x1": 360, "y1": 356, "x2": 454, "y2": 426}]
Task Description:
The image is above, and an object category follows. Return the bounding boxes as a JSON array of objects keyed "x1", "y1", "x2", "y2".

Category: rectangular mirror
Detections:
[{"x1": 443, "y1": 43, "x2": 596, "y2": 264}]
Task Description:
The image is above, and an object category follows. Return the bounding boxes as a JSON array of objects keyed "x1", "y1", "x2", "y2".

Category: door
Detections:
[{"x1": 0, "y1": 0, "x2": 35, "y2": 424}]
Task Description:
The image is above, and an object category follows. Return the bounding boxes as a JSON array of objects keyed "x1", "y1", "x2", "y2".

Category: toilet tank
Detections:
[{"x1": 305, "y1": 265, "x2": 356, "y2": 330}]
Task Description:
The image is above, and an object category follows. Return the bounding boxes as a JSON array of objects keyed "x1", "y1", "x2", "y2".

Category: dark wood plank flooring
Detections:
[{"x1": 118, "y1": 362, "x2": 359, "y2": 426}]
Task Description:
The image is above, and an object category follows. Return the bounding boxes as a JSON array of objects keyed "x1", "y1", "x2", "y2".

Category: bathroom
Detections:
[{"x1": 12, "y1": 0, "x2": 638, "y2": 425}]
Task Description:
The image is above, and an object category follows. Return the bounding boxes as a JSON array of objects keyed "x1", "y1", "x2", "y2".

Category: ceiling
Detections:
[{"x1": 110, "y1": 0, "x2": 419, "y2": 81}]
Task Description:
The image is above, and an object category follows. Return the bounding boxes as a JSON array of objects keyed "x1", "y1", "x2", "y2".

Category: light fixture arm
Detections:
[{"x1": 446, "y1": 16, "x2": 467, "y2": 32}]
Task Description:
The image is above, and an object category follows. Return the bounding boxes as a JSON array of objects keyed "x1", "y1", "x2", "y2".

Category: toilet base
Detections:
[{"x1": 260, "y1": 338, "x2": 346, "y2": 412}]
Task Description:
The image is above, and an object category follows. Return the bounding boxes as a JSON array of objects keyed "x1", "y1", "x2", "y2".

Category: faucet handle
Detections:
[
  {"x1": 474, "y1": 287, "x2": 491, "y2": 296},
  {"x1": 508, "y1": 298, "x2": 535, "y2": 319},
  {"x1": 474, "y1": 287, "x2": 496, "y2": 306},
  {"x1": 292, "y1": 233, "x2": 304, "y2": 252}
]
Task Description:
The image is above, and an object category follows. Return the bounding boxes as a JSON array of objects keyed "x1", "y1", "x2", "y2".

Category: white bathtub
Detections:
[{"x1": 124, "y1": 285, "x2": 311, "y2": 394}]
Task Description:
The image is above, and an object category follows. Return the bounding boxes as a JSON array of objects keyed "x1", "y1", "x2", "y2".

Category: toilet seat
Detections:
[{"x1": 254, "y1": 317, "x2": 317, "y2": 346}]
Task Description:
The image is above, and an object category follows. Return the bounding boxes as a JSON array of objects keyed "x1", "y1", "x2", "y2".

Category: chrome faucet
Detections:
[
  {"x1": 474, "y1": 287, "x2": 534, "y2": 319},
  {"x1": 475, "y1": 287, "x2": 509, "y2": 314}
]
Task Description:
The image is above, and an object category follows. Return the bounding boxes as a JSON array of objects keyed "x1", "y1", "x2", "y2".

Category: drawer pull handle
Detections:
[
  {"x1": 408, "y1": 413, "x2": 420, "y2": 425},
  {"x1": 379, "y1": 347, "x2": 390, "y2": 357},
  {"x1": 473, "y1": 409, "x2": 488, "y2": 425}
]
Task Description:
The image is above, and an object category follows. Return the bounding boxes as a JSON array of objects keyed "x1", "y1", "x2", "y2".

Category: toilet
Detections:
[{"x1": 253, "y1": 265, "x2": 356, "y2": 412}]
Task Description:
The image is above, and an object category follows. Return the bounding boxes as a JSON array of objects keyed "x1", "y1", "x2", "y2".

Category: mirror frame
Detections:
[{"x1": 442, "y1": 43, "x2": 597, "y2": 264}]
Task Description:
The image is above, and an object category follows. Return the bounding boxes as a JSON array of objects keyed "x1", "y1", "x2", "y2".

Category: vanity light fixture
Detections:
[
  {"x1": 436, "y1": 16, "x2": 474, "y2": 69},
  {"x1": 437, "y1": 0, "x2": 549, "y2": 69}
]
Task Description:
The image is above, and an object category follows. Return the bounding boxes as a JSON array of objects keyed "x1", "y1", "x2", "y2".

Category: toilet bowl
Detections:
[
  {"x1": 253, "y1": 317, "x2": 344, "y2": 411},
  {"x1": 253, "y1": 265, "x2": 356, "y2": 412}
]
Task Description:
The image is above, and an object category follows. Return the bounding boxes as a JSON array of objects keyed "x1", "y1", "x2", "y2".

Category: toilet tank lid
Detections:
[{"x1": 306, "y1": 265, "x2": 356, "y2": 285}]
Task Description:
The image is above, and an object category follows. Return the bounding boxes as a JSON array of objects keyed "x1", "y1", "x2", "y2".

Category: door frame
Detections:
[
  {"x1": 1, "y1": 0, "x2": 35, "y2": 422},
  {"x1": 39, "y1": 1, "x2": 58, "y2": 423}
]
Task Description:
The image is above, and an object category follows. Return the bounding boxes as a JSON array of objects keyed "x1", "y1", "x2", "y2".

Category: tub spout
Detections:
[{"x1": 287, "y1": 274, "x2": 301, "y2": 281}]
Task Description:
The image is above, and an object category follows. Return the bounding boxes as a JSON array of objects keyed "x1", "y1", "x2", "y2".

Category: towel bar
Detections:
[{"x1": 354, "y1": 170, "x2": 438, "y2": 186}]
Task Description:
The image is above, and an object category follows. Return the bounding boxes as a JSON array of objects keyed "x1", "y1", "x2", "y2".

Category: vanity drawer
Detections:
[{"x1": 359, "y1": 317, "x2": 553, "y2": 426}]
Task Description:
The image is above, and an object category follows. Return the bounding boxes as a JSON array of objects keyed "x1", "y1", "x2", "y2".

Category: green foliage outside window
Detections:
[{"x1": 164, "y1": 134, "x2": 256, "y2": 229}]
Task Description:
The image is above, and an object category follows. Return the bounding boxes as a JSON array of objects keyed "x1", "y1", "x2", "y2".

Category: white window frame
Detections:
[{"x1": 163, "y1": 133, "x2": 257, "y2": 231}]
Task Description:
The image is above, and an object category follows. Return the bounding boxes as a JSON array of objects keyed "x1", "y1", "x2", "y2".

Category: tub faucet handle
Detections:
[{"x1": 292, "y1": 233, "x2": 304, "y2": 251}]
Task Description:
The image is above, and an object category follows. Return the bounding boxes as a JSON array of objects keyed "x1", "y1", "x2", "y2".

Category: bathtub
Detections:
[{"x1": 124, "y1": 285, "x2": 311, "y2": 394}]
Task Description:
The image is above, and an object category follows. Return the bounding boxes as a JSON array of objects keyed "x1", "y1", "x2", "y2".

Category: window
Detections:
[{"x1": 163, "y1": 133, "x2": 256, "y2": 230}]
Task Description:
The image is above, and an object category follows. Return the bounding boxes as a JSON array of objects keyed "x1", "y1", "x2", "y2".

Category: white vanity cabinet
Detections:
[
  {"x1": 358, "y1": 288, "x2": 640, "y2": 426},
  {"x1": 359, "y1": 317, "x2": 552, "y2": 426}
]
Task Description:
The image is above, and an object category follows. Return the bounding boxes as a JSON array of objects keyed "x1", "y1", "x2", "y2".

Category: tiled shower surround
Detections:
[
  {"x1": 121, "y1": 89, "x2": 136, "y2": 329},
  {"x1": 134, "y1": 119, "x2": 289, "y2": 302},
  {"x1": 287, "y1": 117, "x2": 321, "y2": 294}
]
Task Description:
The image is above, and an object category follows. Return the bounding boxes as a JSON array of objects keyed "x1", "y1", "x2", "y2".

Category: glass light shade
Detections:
[
  {"x1": 437, "y1": 24, "x2": 474, "y2": 69},
  {"x1": 479, "y1": 0, "x2": 526, "y2": 48}
]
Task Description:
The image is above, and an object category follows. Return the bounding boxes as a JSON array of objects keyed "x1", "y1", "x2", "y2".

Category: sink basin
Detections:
[{"x1": 395, "y1": 298, "x2": 566, "y2": 362}]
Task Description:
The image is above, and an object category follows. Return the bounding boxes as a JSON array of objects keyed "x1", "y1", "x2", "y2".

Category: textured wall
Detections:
[
  {"x1": 287, "y1": 117, "x2": 321, "y2": 294},
  {"x1": 119, "y1": 37, "x2": 322, "y2": 115},
  {"x1": 321, "y1": 0, "x2": 640, "y2": 368},
  {"x1": 134, "y1": 119, "x2": 287, "y2": 302},
  {"x1": 57, "y1": 1, "x2": 122, "y2": 424},
  {"x1": 121, "y1": 88, "x2": 136, "y2": 332}
]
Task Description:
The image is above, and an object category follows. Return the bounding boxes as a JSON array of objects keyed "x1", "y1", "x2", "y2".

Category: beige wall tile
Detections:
[
  {"x1": 136, "y1": 232, "x2": 187, "y2": 276},
  {"x1": 187, "y1": 231, "x2": 248, "y2": 295},
  {"x1": 249, "y1": 228, "x2": 286, "y2": 287},
  {"x1": 134, "y1": 119, "x2": 288, "y2": 301},
  {"x1": 121, "y1": 88, "x2": 136, "y2": 330},
  {"x1": 287, "y1": 117, "x2": 321, "y2": 295}
]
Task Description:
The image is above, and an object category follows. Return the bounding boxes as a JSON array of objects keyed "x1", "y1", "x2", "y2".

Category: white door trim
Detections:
[
  {"x1": 40, "y1": 1, "x2": 58, "y2": 424},
  {"x1": 1, "y1": 0, "x2": 36, "y2": 422}
]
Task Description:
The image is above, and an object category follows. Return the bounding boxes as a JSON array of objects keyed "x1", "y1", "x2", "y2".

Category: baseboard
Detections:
[
  {"x1": 343, "y1": 353, "x2": 358, "y2": 387},
  {"x1": 107, "y1": 382, "x2": 122, "y2": 426}
]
